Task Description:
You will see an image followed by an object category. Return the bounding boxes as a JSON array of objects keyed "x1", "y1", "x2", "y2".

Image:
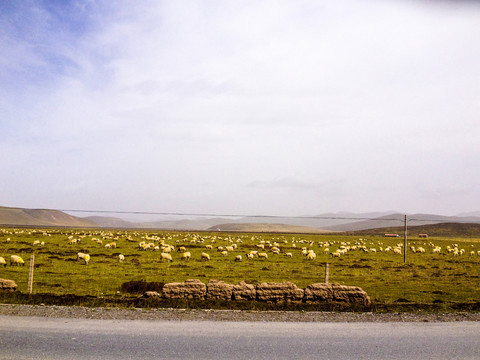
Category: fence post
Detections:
[
  {"x1": 28, "y1": 255, "x2": 34, "y2": 294},
  {"x1": 325, "y1": 263, "x2": 329, "y2": 283},
  {"x1": 404, "y1": 215, "x2": 408, "y2": 264}
]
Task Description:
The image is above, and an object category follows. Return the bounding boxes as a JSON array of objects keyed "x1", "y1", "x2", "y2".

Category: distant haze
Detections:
[{"x1": 1, "y1": 0, "x2": 480, "y2": 217}]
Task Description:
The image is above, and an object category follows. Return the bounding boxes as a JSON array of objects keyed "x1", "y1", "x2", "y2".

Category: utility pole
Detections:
[{"x1": 404, "y1": 215, "x2": 408, "y2": 263}]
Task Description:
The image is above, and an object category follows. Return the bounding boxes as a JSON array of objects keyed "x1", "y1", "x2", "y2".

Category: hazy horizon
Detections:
[{"x1": 2, "y1": 1, "x2": 480, "y2": 217}]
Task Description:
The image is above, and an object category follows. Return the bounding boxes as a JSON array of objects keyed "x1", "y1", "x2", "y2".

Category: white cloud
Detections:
[{"x1": 1, "y1": 0, "x2": 480, "y2": 216}]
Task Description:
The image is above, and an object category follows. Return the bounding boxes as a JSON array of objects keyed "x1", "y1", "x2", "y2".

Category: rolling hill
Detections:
[
  {"x1": 0, "y1": 206, "x2": 97, "y2": 227},
  {"x1": 349, "y1": 222, "x2": 480, "y2": 238}
]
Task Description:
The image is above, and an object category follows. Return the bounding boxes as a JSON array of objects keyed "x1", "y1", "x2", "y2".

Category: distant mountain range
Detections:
[
  {"x1": 0, "y1": 206, "x2": 97, "y2": 228},
  {"x1": 1, "y1": 206, "x2": 480, "y2": 234}
]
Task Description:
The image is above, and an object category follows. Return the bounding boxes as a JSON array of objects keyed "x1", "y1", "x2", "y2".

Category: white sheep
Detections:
[
  {"x1": 118, "y1": 254, "x2": 125, "y2": 262},
  {"x1": 84, "y1": 254, "x2": 91, "y2": 265},
  {"x1": 220, "y1": 250, "x2": 228, "y2": 256},
  {"x1": 258, "y1": 252, "x2": 268, "y2": 260},
  {"x1": 235, "y1": 255, "x2": 242, "y2": 262},
  {"x1": 77, "y1": 252, "x2": 87, "y2": 261},
  {"x1": 306, "y1": 252, "x2": 316, "y2": 260},
  {"x1": 201, "y1": 252, "x2": 210, "y2": 261},
  {"x1": 0, "y1": 256, "x2": 6, "y2": 267},
  {"x1": 182, "y1": 252, "x2": 191, "y2": 261},
  {"x1": 10, "y1": 255, "x2": 25, "y2": 266},
  {"x1": 160, "y1": 252, "x2": 173, "y2": 262}
]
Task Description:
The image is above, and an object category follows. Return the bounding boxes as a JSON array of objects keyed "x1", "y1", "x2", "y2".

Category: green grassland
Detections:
[{"x1": 0, "y1": 227, "x2": 479, "y2": 309}]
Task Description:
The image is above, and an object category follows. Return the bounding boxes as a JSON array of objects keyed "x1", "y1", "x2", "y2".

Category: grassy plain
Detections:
[{"x1": 0, "y1": 227, "x2": 479, "y2": 308}]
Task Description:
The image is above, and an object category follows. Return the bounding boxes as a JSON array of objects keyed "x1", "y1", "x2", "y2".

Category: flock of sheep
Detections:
[{"x1": 0, "y1": 228, "x2": 479, "y2": 272}]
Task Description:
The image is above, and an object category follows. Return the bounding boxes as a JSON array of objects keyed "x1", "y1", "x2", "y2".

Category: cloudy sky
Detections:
[{"x1": 1, "y1": 0, "x2": 480, "y2": 218}]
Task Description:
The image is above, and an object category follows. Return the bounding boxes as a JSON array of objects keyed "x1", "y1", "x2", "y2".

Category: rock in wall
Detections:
[
  {"x1": 255, "y1": 282, "x2": 304, "y2": 303},
  {"x1": 206, "y1": 280, "x2": 234, "y2": 301},
  {"x1": 0, "y1": 278, "x2": 17, "y2": 292},
  {"x1": 304, "y1": 283, "x2": 371, "y2": 306},
  {"x1": 162, "y1": 279, "x2": 207, "y2": 300},
  {"x1": 232, "y1": 281, "x2": 256, "y2": 301}
]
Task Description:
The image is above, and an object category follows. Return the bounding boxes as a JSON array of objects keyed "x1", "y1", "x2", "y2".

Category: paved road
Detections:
[{"x1": 1, "y1": 316, "x2": 479, "y2": 359}]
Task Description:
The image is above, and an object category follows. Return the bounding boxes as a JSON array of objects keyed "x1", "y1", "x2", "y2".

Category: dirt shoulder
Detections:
[{"x1": 1, "y1": 304, "x2": 479, "y2": 322}]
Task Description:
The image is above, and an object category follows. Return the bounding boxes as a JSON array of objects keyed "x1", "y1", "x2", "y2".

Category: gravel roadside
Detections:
[{"x1": 1, "y1": 304, "x2": 479, "y2": 322}]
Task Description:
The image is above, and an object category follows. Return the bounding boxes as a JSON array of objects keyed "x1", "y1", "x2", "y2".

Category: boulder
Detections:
[
  {"x1": 304, "y1": 283, "x2": 371, "y2": 306},
  {"x1": 232, "y1": 281, "x2": 256, "y2": 301},
  {"x1": 162, "y1": 279, "x2": 206, "y2": 300},
  {"x1": 255, "y1": 282, "x2": 304, "y2": 303},
  {"x1": 206, "y1": 280, "x2": 234, "y2": 301},
  {"x1": 0, "y1": 278, "x2": 17, "y2": 292}
]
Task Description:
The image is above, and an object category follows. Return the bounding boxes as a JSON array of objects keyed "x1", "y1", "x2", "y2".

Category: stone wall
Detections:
[{"x1": 148, "y1": 279, "x2": 371, "y2": 306}]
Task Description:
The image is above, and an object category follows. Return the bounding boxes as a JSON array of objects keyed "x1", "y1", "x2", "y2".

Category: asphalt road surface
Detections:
[{"x1": 1, "y1": 316, "x2": 479, "y2": 359}]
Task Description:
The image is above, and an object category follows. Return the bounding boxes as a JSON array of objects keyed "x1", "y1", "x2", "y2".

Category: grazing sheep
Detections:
[
  {"x1": 182, "y1": 252, "x2": 191, "y2": 261},
  {"x1": 77, "y1": 252, "x2": 87, "y2": 261},
  {"x1": 118, "y1": 254, "x2": 125, "y2": 262},
  {"x1": 235, "y1": 255, "x2": 242, "y2": 262},
  {"x1": 306, "y1": 252, "x2": 317, "y2": 260},
  {"x1": 205, "y1": 244, "x2": 213, "y2": 250},
  {"x1": 246, "y1": 253, "x2": 255, "y2": 259},
  {"x1": 258, "y1": 252, "x2": 268, "y2": 260},
  {"x1": 285, "y1": 252, "x2": 293, "y2": 257},
  {"x1": 83, "y1": 254, "x2": 90, "y2": 265},
  {"x1": 177, "y1": 246, "x2": 187, "y2": 253},
  {"x1": 225, "y1": 246, "x2": 234, "y2": 252},
  {"x1": 220, "y1": 250, "x2": 228, "y2": 256},
  {"x1": 201, "y1": 252, "x2": 210, "y2": 261},
  {"x1": 160, "y1": 252, "x2": 173, "y2": 262},
  {"x1": 162, "y1": 246, "x2": 174, "y2": 253},
  {"x1": 0, "y1": 256, "x2": 6, "y2": 267},
  {"x1": 33, "y1": 240, "x2": 40, "y2": 246}
]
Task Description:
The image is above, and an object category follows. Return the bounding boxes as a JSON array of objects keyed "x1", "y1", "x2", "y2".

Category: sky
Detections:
[{"x1": 1, "y1": 0, "x2": 480, "y2": 218}]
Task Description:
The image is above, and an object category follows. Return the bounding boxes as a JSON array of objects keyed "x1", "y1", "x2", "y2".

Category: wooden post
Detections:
[
  {"x1": 404, "y1": 214, "x2": 408, "y2": 264},
  {"x1": 325, "y1": 263, "x2": 329, "y2": 283},
  {"x1": 28, "y1": 255, "x2": 34, "y2": 294}
]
